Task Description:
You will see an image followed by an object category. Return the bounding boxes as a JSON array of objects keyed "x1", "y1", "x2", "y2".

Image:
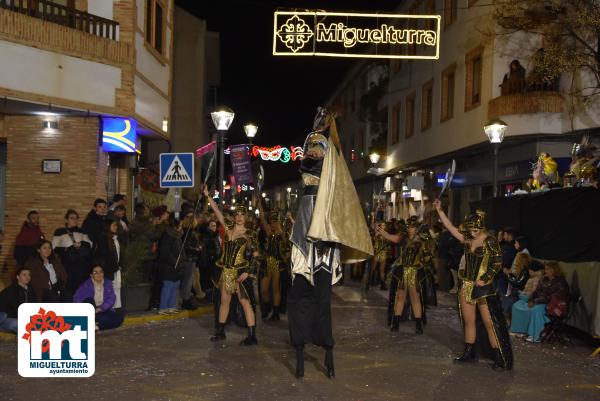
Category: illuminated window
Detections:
[
  {"x1": 391, "y1": 102, "x2": 401, "y2": 144},
  {"x1": 444, "y1": 0, "x2": 457, "y2": 29},
  {"x1": 145, "y1": 0, "x2": 166, "y2": 56},
  {"x1": 465, "y1": 47, "x2": 483, "y2": 111},
  {"x1": 405, "y1": 92, "x2": 416, "y2": 139},
  {"x1": 441, "y1": 64, "x2": 456, "y2": 122},
  {"x1": 421, "y1": 80, "x2": 433, "y2": 132}
]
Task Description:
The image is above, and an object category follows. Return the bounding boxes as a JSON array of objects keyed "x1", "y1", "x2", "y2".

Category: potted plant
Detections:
[{"x1": 120, "y1": 240, "x2": 155, "y2": 313}]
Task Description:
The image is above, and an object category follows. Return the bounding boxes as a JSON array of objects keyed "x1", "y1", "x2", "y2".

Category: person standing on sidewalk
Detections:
[
  {"x1": 14, "y1": 211, "x2": 45, "y2": 267},
  {"x1": 157, "y1": 216, "x2": 185, "y2": 314}
]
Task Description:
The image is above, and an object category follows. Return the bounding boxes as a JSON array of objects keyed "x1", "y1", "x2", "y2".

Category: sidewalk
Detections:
[{"x1": 0, "y1": 305, "x2": 213, "y2": 342}]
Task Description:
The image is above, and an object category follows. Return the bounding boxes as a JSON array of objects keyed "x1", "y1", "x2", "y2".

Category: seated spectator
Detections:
[
  {"x1": 506, "y1": 253, "x2": 533, "y2": 293},
  {"x1": 0, "y1": 267, "x2": 37, "y2": 333},
  {"x1": 27, "y1": 240, "x2": 68, "y2": 302},
  {"x1": 522, "y1": 260, "x2": 545, "y2": 296},
  {"x1": 14, "y1": 210, "x2": 45, "y2": 267},
  {"x1": 513, "y1": 236, "x2": 530, "y2": 257},
  {"x1": 74, "y1": 264, "x2": 124, "y2": 331},
  {"x1": 52, "y1": 209, "x2": 93, "y2": 301},
  {"x1": 510, "y1": 261, "x2": 569, "y2": 342}
]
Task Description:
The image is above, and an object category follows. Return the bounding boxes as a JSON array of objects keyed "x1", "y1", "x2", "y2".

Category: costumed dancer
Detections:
[
  {"x1": 204, "y1": 186, "x2": 259, "y2": 346},
  {"x1": 257, "y1": 207, "x2": 291, "y2": 321},
  {"x1": 419, "y1": 225, "x2": 438, "y2": 307},
  {"x1": 433, "y1": 199, "x2": 513, "y2": 371},
  {"x1": 378, "y1": 216, "x2": 430, "y2": 334},
  {"x1": 372, "y1": 220, "x2": 390, "y2": 291},
  {"x1": 288, "y1": 108, "x2": 373, "y2": 379}
]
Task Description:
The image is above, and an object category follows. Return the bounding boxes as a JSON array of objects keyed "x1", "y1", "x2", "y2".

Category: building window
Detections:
[
  {"x1": 465, "y1": 47, "x2": 483, "y2": 111},
  {"x1": 405, "y1": 92, "x2": 416, "y2": 139},
  {"x1": 425, "y1": 0, "x2": 437, "y2": 31},
  {"x1": 392, "y1": 102, "x2": 401, "y2": 144},
  {"x1": 441, "y1": 64, "x2": 456, "y2": 122},
  {"x1": 145, "y1": 0, "x2": 166, "y2": 56},
  {"x1": 421, "y1": 80, "x2": 433, "y2": 132},
  {"x1": 444, "y1": 0, "x2": 457, "y2": 29}
]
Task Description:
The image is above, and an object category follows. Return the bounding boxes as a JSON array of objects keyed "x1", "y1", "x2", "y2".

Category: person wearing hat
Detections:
[
  {"x1": 257, "y1": 207, "x2": 291, "y2": 322},
  {"x1": 434, "y1": 199, "x2": 513, "y2": 372},
  {"x1": 203, "y1": 186, "x2": 259, "y2": 346},
  {"x1": 377, "y1": 216, "x2": 431, "y2": 334}
]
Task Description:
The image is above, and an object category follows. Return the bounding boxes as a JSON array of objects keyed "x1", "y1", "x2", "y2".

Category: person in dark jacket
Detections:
[
  {"x1": 74, "y1": 264, "x2": 124, "y2": 331},
  {"x1": 52, "y1": 209, "x2": 93, "y2": 300},
  {"x1": 200, "y1": 219, "x2": 221, "y2": 297},
  {"x1": 94, "y1": 218, "x2": 122, "y2": 308},
  {"x1": 82, "y1": 199, "x2": 107, "y2": 249},
  {"x1": 0, "y1": 267, "x2": 37, "y2": 333},
  {"x1": 14, "y1": 210, "x2": 45, "y2": 266},
  {"x1": 27, "y1": 240, "x2": 68, "y2": 302},
  {"x1": 157, "y1": 216, "x2": 184, "y2": 314}
]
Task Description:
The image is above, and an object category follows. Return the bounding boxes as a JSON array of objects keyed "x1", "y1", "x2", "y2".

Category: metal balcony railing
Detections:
[{"x1": 0, "y1": 0, "x2": 119, "y2": 40}]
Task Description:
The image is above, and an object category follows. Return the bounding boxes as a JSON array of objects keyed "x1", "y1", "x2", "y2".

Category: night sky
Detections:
[{"x1": 175, "y1": 0, "x2": 399, "y2": 185}]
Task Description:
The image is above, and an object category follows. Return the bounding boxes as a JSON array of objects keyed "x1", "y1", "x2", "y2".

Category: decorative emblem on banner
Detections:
[
  {"x1": 276, "y1": 14, "x2": 314, "y2": 53},
  {"x1": 219, "y1": 145, "x2": 304, "y2": 163},
  {"x1": 273, "y1": 11, "x2": 441, "y2": 59}
]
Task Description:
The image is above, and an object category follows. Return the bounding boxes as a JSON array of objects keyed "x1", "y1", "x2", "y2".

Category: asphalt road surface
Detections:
[{"x1": 1, "y1": 284, "x2": 598, "y2": 401}]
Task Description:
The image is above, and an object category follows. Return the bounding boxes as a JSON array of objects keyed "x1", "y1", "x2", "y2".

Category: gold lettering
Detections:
[
  {"x1": 344, "y1": 28, "x2": 357, "y2": 47},
  {"x1": 316, "y1": 22, "x2": 337, "y2": 42}
]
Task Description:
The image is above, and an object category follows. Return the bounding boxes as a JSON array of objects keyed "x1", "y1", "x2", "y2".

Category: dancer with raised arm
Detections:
[
  {"x1": 288, "y1": 108, "x2": 373, "y2": 379},
  {"x1": 433, "y1": 199, "x2": 513, "y2": 371},
  {"x1": 377, "y1": 216, "x2": 431, "y2": 334},
  {"x1": 204, "y1": 186, "x2": 259, "y2": 346}
]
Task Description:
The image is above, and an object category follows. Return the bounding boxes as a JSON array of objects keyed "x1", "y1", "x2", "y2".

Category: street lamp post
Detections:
[
  {"x1": 244, "y1": 123, "x2": 258, "y2": 145},
  {"x1": 211, "y1": 106, "x2": 235, "y2": 209},
  {"x1": 369, "y1": 152, "x2": 381, "y2": 222},
  {"x1": 484, "y1": 118, "x2": 508, "y2": 198}
]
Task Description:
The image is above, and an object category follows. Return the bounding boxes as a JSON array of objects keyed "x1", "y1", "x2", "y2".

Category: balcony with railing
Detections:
[
  {"x1": 488, "y1": 77, "x2": 563, "y2": 119},
  {"x1": 0, "y1": 0, "x2": 119, "y2": 40}
]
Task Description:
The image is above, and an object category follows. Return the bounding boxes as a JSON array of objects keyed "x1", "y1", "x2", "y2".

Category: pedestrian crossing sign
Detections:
[{"x1": 160, "y1": 153, "x2": 194, "y2": 188}]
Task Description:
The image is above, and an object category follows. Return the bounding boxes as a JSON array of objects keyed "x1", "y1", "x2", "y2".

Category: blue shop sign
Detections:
[{"x1": 101, "y1": 117, "x2": 137, "y2": 153}]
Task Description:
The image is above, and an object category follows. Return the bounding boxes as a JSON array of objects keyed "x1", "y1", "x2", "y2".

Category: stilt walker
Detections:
[{"x1": 288, "y1": 108, "x2": 373, "y2": 379}]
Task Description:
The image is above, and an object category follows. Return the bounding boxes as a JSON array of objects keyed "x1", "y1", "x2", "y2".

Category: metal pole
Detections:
[
  {"x1": 218, "y1": 130, "x2": 225, "y2": 209},
  {"x1": 493, "y1": 143, "x2": 499, "y2": 198}
]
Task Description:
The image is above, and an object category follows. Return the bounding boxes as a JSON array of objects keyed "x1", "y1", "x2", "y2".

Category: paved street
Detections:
[{"x1": 1, "y1": 284, "x2": 598, "y2": 401}]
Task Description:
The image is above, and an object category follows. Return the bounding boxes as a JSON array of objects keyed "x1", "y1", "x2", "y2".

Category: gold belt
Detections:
[
  {"x1": 266, "y1": 256, "x2": 280, "y2": 276},
  {"x1": 461, "y1": 279, "x2": 475, "y2": 304},
  {"x1": 403, "y1": 266, "x2": 418, "y2": 288},
  {"x1": 222, "y1": 267, "x2": 238, "y2": 294}
]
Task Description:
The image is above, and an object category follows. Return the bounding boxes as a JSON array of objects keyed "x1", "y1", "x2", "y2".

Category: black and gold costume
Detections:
[
  {"x1": 212, "y1": 231, "x2": 259, "y2": 325},
  {"x1": 262, "y1": 233, "x2": 291, "y2": 277},
  {"x1": 387, "y1": 235, "x2": 432, "y2": 326},
  {"x1": 458, "y1": 236, "x2": 513, "y2": 370},
  {"x1": 373, "y1": 235, "x2": 389, "y2": 264}
]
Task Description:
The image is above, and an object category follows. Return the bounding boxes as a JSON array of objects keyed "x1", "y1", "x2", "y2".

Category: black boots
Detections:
[
  {"x1": 268, "y1": 305, "x2": 280, "y2": 321},
  {"x1": 491, "y1": 348, "x2": 506, "y2": 371},
  {"x1": 261, "y1": 303, "x2": 271, "y2": 319},
  {"x1": 295, "y1": 346, "x2": 304, "y2": 379},
  {"x1": 210, "y1": 322, "x2": 226, "y2": 342},
  {"x1": 415, "y1": 318, "x2": 423, "y2": 335},
  {"x1": 454, "y1": 343, "x2": 478, "y2": 363},
  {"x1": 324, "y1": 348, "x2": 335, "y2": 378},
  {"x1": 390, "y1": 315, "x2": 400, "y2": 332},
  {"x1": 240, "y1": 326, "x2": 258, "y2": 346}
]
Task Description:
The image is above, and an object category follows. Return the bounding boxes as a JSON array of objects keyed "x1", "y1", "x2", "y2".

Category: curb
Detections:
[{"x1": 0, "y1": 305, "x2": 213, "y2": 342}]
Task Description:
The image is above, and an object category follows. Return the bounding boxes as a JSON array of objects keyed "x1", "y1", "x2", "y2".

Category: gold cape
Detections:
[{"x1": 306, "y1": 121, "x2": 374, "y2": 263}]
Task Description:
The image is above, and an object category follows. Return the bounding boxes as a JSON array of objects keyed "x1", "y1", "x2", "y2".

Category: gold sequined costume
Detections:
[
  {"x1": 213, "y1": 232, "x2": 258, "y2": 299},
  {"x1": 263, "y1": 233, "x2": 291, "y2": 277},
  {"x1": 373, "y1": 235, "x2": 389, "y2": 264}
]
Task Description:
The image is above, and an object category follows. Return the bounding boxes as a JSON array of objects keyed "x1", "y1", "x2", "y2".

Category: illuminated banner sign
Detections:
[
  {"x1": 273, "y1": 11, "x2": 440, "y2": 59},
  {"x1": 101, "y1": 117, "x2": 137, "y2": 153}
]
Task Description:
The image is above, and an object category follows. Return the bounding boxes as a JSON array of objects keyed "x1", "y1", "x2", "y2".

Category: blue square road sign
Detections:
[{"x1": 160, "y1": 153, "x2": 194, "y2": 188}]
